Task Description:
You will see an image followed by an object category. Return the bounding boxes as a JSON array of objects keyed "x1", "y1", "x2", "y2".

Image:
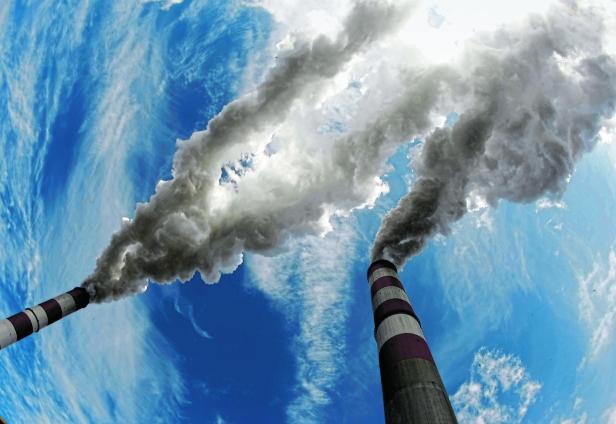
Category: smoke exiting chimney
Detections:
[
  {"x1": 0, "y1": 288, "x2": 89, "y2": 351},
  {"x1": 367, "y1": 259, "x2": 457, "y2": 423}
]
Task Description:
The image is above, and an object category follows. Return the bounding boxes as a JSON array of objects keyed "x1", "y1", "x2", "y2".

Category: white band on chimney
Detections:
[
  {"x1": 30, "y1": 305, "x2": 49, "y2": 330},
  {"x1": 0, "y1": 319, "x2": 17, "y2": 349},
  {"x1": 376, "y1": 313, "x2": 424, "y2": 350},
  {"x1": 54, "y1": 293, "x2": 77, "y2": 316},
  {"x1": 24, "y1": 309, "x2": 39, "y2": 332},
  {"x1": 372, "y1": 286, "x2": 410, "y2": 311},
  {"x1": 369, "y1": 267, "x2": 399, "y2": 286}
]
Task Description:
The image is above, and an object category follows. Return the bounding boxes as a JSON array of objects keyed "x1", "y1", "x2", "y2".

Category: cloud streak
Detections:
[
  {"x1": 248, "y1": 219, "x2": 356, "y2": 423},
  {"x1": 578, "y1": 247, "x2": 616, "y2": 363}
]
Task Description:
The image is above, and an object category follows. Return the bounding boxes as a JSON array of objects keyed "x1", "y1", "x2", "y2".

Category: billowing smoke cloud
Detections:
[
  {"x1": 372, "y1": 4, "x2": 616, "y2": 264},
  {"x1": 83, "y1": 0, "x2": 616, "y2": 302},
  {"x1": 83, "y1": 0, "x2": 413, "y2": 301}
]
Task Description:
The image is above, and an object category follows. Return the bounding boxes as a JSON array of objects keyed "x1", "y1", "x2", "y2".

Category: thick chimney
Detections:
[
  {"x1": 0, "y1": 288, "x2": 90, "y2": 351},
  {"x1": 367, "y1": 259, "x2": 457, "y2": 423}
]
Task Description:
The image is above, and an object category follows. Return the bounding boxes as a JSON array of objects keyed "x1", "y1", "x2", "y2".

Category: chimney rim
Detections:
[{"x1": 367, "y1": 259, "x2": 397, "y2": 279}]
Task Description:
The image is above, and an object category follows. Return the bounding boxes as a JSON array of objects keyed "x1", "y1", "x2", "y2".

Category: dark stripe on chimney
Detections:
[
  {"x1": 7, "y1": 312, "x2": 33, "y2": 341},
  {"x1": 379, "y1": 333, "x2": 434, "y2": 364},
  {"x1": 367, "y1": 259, "x2": 397, "y2": 279},
  {"x1": 39, "y1": 299, "x2": 63, "y2": 324},
  {"x1": 68, "y1": 288, "x2": 90, "y2": 310},
  {"x1": 373, "y1": 299, "x2": 420, "y2": 330}
]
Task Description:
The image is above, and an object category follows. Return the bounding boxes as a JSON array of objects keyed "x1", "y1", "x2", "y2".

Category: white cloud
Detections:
[
  {"x1": 578, "y1": 249, "x2": 616, "y2": 363},
  {"x1": 452, "y1": 348, "x2": 542, "y2": 424},
  {"x1": 555, "y1": 397, "x2": 588, "y2": 424},
  {"x1": 536, "y1": 198, "x2": 567, "y2": 211},
  {"x1": 140, "y1": 0, "x2": 184, "y2": 10},
  {"x1": 165, "y1": 286, "x2": 213, "y2": 339},
  {"x1": 559, "y1": 414, "x2": 588, "y2": 424},
  {"x1": 247, "y1": 219, "x2": 357, "y2": 423},
  {"x1": 574, "y1": 397, "x2": 584, "y2": 411},
  {"x1": 255, "y1": 0, "x2": 351, "y2": 40},
  {"x1": 603, "y1": 404, "x2": 616, "y2": 424}
]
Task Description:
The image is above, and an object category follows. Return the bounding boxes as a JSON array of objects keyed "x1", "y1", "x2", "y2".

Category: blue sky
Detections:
[{"x1": 1, "y1": 0, "x2": 616, "y2": 423}]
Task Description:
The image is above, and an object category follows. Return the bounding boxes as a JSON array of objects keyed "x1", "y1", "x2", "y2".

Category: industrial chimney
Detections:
[
  {"x1": 367, "y1": 259, "x2": 457, "y2": 423},
  {"x1": 0, "y1": 288, "x2": 90, "y2": 351}
]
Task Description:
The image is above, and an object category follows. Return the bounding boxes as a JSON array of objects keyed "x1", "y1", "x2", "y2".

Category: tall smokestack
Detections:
[
  {"x1": 367, "y1": 259, "x2": 457, "y2": 423},
  {"x1": 0, "y1": 288, "x2": 89, "y2": 351}
]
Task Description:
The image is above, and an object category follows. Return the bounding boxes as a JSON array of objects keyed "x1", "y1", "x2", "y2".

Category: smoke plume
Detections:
[
  {"x1": 372, "y1": 4, "x2": 616, "y2": 264},
  {"x1": 83, "y1": 0, "x2": 412, "y2": 301},
  {"x1": 83, "y1": 1, "x2": 616, "y2": 302}
]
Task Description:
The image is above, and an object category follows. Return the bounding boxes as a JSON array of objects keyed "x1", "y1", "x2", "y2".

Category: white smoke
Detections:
[{"x1": 83, "y1": 0, "x2": 616, "y2": 301}]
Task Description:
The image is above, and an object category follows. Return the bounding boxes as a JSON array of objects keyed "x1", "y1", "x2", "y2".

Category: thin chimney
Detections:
[{"x1": 0, "y1": 288, "x2": 89, "y2": 350}]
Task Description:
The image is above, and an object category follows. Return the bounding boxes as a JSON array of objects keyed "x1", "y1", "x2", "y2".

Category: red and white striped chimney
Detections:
[
  {"x1": 367, "y1": 259, "x2": 457, "y2": 423},
  {"x1": 0, "y1": 287, "x2": 90, "y2": 351}
]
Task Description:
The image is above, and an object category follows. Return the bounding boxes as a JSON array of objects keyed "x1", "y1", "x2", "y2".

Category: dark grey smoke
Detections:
[
  {"x1": 82, "y1": 0, "x2": 616, "y2": 303},
  {"x1": 372, "y1": 5, "x2": 616, "y2": 264},
  {"x1": 83, "y1": 0, "x2": 413, "y2": 302}
]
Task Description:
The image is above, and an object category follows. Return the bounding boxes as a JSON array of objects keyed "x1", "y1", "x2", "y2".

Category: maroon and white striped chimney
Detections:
[
  {"x1": 0, "y1": 287, "x2": 90, "y2": 351},
  {"x1": 367, "y1": 259, "x2": 457, "y2": 423}
]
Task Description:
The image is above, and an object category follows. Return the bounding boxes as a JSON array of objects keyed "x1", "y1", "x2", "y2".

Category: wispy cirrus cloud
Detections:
[
  {"x1": 141, "y1": 0, "x2": 185, "y2": 10},
  {"x1": 0, "y1": 1, "x2": 188, "y2": 422},
  {"x1": 248, "y1": 219, "x2": 357, "y2": 423},
  {"x1": 578, "y1": 248, "x2": 616, "y2": 364},
  {"x1": 168, "y1": 286, "x2": 213, "y2": 339}
]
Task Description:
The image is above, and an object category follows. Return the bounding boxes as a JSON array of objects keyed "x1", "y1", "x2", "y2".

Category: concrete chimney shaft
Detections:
[{"x1": 367, "y1": 259, "x2": 457, "y2": 424}]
